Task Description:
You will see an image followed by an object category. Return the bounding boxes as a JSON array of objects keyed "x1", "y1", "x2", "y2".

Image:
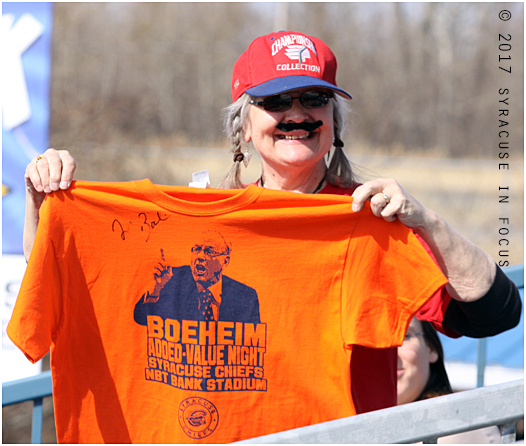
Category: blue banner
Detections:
[{"x1": 2, "y1": 2, "x2": 53, "y2": 254}]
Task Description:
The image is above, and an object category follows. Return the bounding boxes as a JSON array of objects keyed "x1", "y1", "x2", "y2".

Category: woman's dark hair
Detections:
[{"x1": 416, "y1": 321, "x2": 454, "y2": 401}]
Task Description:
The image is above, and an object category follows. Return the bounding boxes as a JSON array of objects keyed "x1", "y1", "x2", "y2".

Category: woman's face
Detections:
[
  {"x1": 244, "y1": 88, "x2": 335, "y2": 173},
  {"x1": 397, "y1": 318, "x2": 439, "y2": 405}
]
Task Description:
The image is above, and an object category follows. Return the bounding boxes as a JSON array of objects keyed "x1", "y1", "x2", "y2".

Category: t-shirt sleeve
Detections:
[
  {"x1": 341, "y1": 206, "x2": 448, "y2": 348},
  {"x1": 7, "y1": 202, "x2": 62, "y2": 364},
  {"x1": 413, "y1": 233, "x2": 461, "y2": 338}
]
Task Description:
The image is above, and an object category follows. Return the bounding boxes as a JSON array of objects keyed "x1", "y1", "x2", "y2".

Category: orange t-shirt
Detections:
[{"x1": 8, "y1": 180, "x2": 447, "y2": 443}]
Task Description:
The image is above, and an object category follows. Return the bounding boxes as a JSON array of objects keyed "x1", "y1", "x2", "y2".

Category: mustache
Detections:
[{"x1": 276, "y1": 121, "x2": 323, "y2": 133}]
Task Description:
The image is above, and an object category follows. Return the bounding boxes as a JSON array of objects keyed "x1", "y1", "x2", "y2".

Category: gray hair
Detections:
[
  {"x1": 218, "y1": 93, "x2": 356, "y2": 190},
  {"x1": 217, "y1": 94, "x2": 252, "y2": 189},
  {"x1": 326, "y1": 95, "x2": 355, "y2": 188}
]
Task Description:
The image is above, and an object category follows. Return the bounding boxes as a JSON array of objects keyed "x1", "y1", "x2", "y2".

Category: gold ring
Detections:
[{"x1": 35, "y1": 155, "x2": 43, "y2": 164}]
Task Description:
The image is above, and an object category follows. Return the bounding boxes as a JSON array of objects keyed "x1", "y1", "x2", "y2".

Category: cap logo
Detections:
[
  {"x1": 285, "y1": 45, "x2": 311, "y2": 63},
  {"x1": 271, "y1": 34, "x2": 317, "y2": 57},
  {"x1": 269, "y1": 34, "x2": 321, "y2": 75}
]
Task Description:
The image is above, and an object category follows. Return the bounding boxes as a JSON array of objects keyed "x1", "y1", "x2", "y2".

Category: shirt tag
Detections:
[{"x1": 189, "y1": 170, "x2": 210, "y2": 188}]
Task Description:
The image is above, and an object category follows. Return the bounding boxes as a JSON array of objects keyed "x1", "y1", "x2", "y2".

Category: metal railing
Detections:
[
  {"x1": 2, "y1": 371, "x2": 53, "y2": 444},
  {"x1": 238, "y1": 379, "x2": 524, "y2": 444}
]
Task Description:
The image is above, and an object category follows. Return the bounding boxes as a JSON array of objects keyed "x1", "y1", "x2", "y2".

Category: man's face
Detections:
[{"x1": 190, "y1": 237, "x2": 230, "y2": 287}]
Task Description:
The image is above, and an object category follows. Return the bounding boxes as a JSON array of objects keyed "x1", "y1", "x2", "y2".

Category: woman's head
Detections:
[
  {"x1": 244, "y1": 88, "x2": 336, "y2": 173},
  {"x1": 397, "y1": 318, "x2": 453, "y2": 405},
  {"x1": 219, "y1": 31, "x2": 354, "y2": 189}
]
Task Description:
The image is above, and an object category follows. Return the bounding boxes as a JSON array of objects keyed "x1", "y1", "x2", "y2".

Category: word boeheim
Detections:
[{"x1": 145, "y1": 316, "x2": 268, "y2": 393}]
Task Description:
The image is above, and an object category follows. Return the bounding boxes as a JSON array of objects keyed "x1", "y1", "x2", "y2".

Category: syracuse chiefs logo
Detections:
[
  {"x1": 271, "y1": 34, "x2": 321, "y2": 74},
  {"x1": 178, "y1": 397, "x2": 219, "y2": 439}
]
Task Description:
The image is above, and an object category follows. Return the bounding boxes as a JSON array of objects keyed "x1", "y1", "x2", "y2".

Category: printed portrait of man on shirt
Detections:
[{"x1": 134, "y1": 230, "x2": 261, "y2": 325}]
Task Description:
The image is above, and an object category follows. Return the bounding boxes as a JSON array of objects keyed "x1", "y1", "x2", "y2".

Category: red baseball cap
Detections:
[{"x1": 231, "y1": 30, "x2": 352, "y2": 102}]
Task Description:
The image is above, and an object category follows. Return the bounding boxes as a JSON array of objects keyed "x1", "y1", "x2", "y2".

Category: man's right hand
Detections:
[{"x1": 151, "y1": 262, "x2": 173, "y2": 297}]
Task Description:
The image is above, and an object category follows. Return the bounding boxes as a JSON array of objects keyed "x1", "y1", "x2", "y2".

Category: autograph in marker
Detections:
[{"x1": 112, "y1": 212, "x2": 169, "y2": 242}]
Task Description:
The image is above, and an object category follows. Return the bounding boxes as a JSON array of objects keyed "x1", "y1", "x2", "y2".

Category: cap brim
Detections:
[{"x1": 246, "y1": 75, "x2": 352, "y2": 99}]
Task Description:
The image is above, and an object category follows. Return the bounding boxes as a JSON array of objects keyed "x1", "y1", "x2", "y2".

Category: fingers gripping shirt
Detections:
[{"x1": 7, "y1": 180, "x2": 447, "y2": 443}]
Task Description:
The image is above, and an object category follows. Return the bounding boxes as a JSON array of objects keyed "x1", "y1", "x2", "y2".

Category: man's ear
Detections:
[{"x1": 222, "y1": 256, "x2": 230, "y2": 268}]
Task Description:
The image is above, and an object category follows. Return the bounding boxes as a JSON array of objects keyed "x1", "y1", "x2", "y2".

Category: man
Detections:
[{"x1": 134, "y1": 230, "x2": 261, "y2": 325}]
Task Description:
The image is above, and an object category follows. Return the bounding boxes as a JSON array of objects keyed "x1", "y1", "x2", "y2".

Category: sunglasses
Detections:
[{"x1": 250, "y1": 91, "x2": 334, "y2": 112}]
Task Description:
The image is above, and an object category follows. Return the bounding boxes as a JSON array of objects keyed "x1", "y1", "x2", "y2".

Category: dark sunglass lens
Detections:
[
  {"x1": 301, "y1": 92, "x2": 330, "y2": 108},
  {"x1": 263, "y1": 94, "x2": 291, "y2": 111}
]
